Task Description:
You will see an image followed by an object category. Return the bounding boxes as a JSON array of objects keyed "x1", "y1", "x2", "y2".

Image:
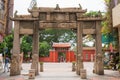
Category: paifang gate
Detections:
[{"x1": 10, "y1": 4, "x2": 104, "y2": 76}]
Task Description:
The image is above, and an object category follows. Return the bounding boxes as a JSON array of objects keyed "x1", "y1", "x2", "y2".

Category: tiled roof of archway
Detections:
[{"x1": 52, "y1": 43, "x2": 71, "y2": 48}]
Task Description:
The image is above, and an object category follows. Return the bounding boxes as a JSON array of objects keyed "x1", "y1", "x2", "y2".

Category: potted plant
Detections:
[
  {"x1": 40, "y1": 62, "x2": 43, "y2": 72},
  {"x1": 117, "y1": 62, "x2": 120, "y2": 73},
  {"x1": 72, "y1": 61, "x2": 76, "y2": 71}
]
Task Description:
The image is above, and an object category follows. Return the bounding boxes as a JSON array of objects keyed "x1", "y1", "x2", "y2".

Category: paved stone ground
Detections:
[{"x1": 0, "y1": 62, "x2": 120, "y2": 80}]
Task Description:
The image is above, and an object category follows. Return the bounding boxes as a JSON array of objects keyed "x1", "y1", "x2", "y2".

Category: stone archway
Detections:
[{"x1": 10, "y1": 4, "x2": 104, "y2": 76}]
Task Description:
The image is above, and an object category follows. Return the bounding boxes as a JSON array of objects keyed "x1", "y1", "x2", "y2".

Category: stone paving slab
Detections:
[{"x1": 0, "y1": 62, "x2": 120, "y2": 80}]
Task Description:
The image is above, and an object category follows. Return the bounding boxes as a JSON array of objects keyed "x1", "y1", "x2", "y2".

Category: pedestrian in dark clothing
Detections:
[{"x1": 4, "y1": 56, "x2": 10, "y2": 72}]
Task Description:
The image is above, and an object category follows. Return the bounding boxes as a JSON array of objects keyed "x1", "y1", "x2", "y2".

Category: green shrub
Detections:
[{"x1": 40, "y1": 62, "x2": 43, "y2": 65}]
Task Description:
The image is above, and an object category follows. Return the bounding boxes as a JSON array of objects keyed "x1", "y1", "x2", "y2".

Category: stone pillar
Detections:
[
  {"x1": 31, "y1": 21, "x2": 39, "y2": 75},
  {"x1": 10, "y1": 21, "x2": 21, "y2": 76},
  {"x1": 118, "y1": 27, "x2": 120, "y2": 59},
  {"x1": 76, "y1": 22, "x2": 83, "y2": 75},
  {"x1": 76, "y1": 22, "x2": 79, "y2": 75},
  {"x1": 94, "y1": 21, "x2": 104, "y2": 75}
]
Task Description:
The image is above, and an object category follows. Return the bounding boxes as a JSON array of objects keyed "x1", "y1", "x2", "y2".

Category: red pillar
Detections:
[
  {"x1": 49, "y1": 50, "x2": 52, "y2": 62},
  {"x1": 49, "y1": 50, "x2": 55, "y2": 62},
  {"x1": 55, "y1": 51, "x2": 58, "y2": 62},
  {"x1": 66, "y1": 51, "x2": 68, "y2": 62},
  {"x1": 53, "y1": 51, "x2": 55, "y2": 62},
  {"x1": 66, "y1": 50, "x2": 71, "y2": 62},
  {"x1": 70, "y1": 51, "x2": 75, "y2": 62},
  {"x1": 68, "y1": 51, "x2": 70, "y2": 62},
  {"x1": 53, "y1": 51, "x2": 57, "y2": 62},
  {"x1": 49, "y1": 50, "x2": 58, "y2": 62}
]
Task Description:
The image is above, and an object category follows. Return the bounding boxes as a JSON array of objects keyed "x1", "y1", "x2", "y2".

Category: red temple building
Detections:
[
  {"x1": 39, "y1": 43, "x2": 97, "y2": 62},
  {"x1": 49, "y1": 43, "x2": 75, "y2": 62},
  {"x1": 40, "y1": 43, "x2": 76, "y2": 62}
]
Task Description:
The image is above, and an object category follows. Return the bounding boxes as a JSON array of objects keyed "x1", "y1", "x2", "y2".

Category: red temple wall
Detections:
[
  {"x1": 66, "y1": 51, "x2": 75, "y2": 62},
  {"x1": 49, "y1": 50, "x2": 58, "y2": 62},
  {"x1": 39, "y1": 49, "x2": 117, "y2": 62},
  {"x1": 39, "y1": 49, "x2": 96, "y2": 62},
  {"x1": 39, "y1": 57, "x2": 50, "y2": 62},
  {"x1": 82, "y1": 50, "x2": 95, "y2": 62}
]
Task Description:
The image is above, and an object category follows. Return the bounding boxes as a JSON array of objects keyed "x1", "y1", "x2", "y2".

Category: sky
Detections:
[{"x1": 14, "y1": 0, "x2": 106, "y2": 14}]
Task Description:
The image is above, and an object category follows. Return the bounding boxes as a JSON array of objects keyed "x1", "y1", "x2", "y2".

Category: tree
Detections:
[
  {"x1": 102, "y1": 0, "x2": 119, "y2": 49},
  {"x1": 21, "y1": 35, "x2": 32, "y2": 57},
  {"x1": 0, "y1": 33, "x2": 13, "y2": 57},
  {"x1": 40, "y1": 29, "x2": 76, "y2": 46},
  {"x1": 39, "y1": 41, "x2": 51, "y2": 57}
]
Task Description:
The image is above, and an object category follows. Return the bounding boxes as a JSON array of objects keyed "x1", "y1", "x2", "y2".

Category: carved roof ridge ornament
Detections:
[
  {"x1": 29, "y1": 0, "x2": 37, "y2": 10},
  {"x1": 55, "y1": 4, "x2": 60, "y2": 10},
  {"x1": 14, "y1": 10, "x2": 18, "y2": 17},
  {"x1": 79, "y1": 4, "x2": 82, "y2": 9},
  {"x1": 98, "y1": 10, "x2": 102, "y2": 17}
]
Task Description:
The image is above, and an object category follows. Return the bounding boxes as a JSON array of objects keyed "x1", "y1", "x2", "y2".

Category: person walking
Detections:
[{"x1": 3, "y1": 55, "x2": 10, "y2": 72}]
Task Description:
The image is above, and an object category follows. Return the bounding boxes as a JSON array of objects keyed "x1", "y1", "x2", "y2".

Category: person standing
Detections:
[{"x1": 3, "y1": 55, "x2": 10, "y2": 72}]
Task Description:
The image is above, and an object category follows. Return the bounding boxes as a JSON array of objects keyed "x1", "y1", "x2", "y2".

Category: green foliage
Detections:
[
  {"x1": 101, "y1": 1, "x2": 112, "y2": 34},
  {"x1": 84, "y1": 11, "x2": 101, "y2": 17},
  {"x1": 102, "y1": 0, "x2": 119, "y2": 49},
  {"x1": 72, "y1": 61, "x2": 76, "y2": 65},
  {"x1": 0, "y1": 34, "x2": 13, "y2": 56},
  {"x1": 39, "y1": 41, "x2": 51, "y2": 57},
  {"x1": 40, "y1": 29, "x2": 76, "y2": 46},
  {"x1": 104, "y1": 0, "x2": 110, "y2": 5},
  {"x1": 39, "y1": 61, "x2": 43, "y2": 65},
  {"x1": 21, "y1": 35, "x2": 32, "y2": 54},
  {"x1": 118, "y1": 58, "x2": 120, "y2": 70}
]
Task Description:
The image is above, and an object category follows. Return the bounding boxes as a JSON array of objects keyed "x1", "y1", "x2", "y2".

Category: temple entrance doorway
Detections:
[{"x1": 58, "y1": 52, "x2": 66, "y2": 62}]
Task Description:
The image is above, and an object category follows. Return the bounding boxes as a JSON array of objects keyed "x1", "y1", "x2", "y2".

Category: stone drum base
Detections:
[
  {"x1": 29, "y1": 69, "x2": 35, "y2": 79},
  {"x1": 80, "y1": 69, "x2": 87, "y2": 79}
]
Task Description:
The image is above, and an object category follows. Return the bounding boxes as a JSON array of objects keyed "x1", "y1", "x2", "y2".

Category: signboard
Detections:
[{"x1": 112, "y1": 4, "x2": 120, "y2": 27}]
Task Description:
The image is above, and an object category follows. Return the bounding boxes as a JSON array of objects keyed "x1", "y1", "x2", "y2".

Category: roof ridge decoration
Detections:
[
  {"x1": 14, "y1": 10, "x2": 18, "y2": 17},
  {"x1": 55, "y1": 4, "x2": 60, "y2": 10},
  {"x1": 79, "y1": 4, "x2": 82, "y2": 9},
  {"x1": 29, "y1": 0, "x2": 37, "y2": 9}
]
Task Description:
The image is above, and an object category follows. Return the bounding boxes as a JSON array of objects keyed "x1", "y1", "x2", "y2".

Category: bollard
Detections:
[
  {"x1": 80, "y1": 69, "x2": 87, "y2": 79},
  {"x1": 29, "y1": 69, "x2": 35, "y2": 79}
]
